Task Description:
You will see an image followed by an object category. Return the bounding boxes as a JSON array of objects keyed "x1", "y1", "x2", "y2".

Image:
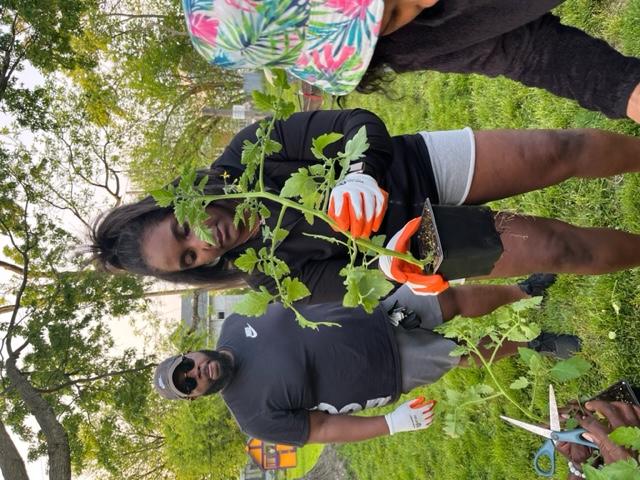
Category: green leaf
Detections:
[
  {"x1": 252, "y1": 91, "x2": 276, "y2": 112},
  {"x1": 508, "y1": 322, "x2": 541, "y2": 343},
  {"x1": 271, "y1": 227, "x2": 289, "y2": 244},
  {"x1": 280, "y1": 169, "x2": 319, "y2": 199},
  {"x1": 341, "y1": 267, "x2": 394, "y2": 313},
  {"x1": 449, "y1": 345, "x2": 471, "y2": 357},
  {"x1": 510, "y1": 295, "x2": 543, "y2": 312},
  {"x1": 310, "y1": 132, "x2": 343, "y2": 160},
  {"x1": 197, "y1": 175, "x2": 209, "y2": 191},
  {"x1": 564, "y1": 417, "x2": 579, "y2": 429},
  {"x1": 518, "y1": 347, "x2": 546, "y2": 376},
  {"x1": 272, "y1": 69, "x2": 289, "y2": 90},
  {"x1": 150, "y1": 188, "x2": 174, "y2": 207},
  {"x1": 509, "y1": 376, "x2": 530, "y2": 390},
  {"x1": 343, "y1": 126, "x2": 369, "y2": 163},
  {"x1": 518, "y1": 347, "x2": 541, "y2": 366},
  {"x1": 193, "y1": 223, "x2": 214, "y2": 245},
  {"x1": 234, "y1": 249, "x2": 259, "y2": 273},
  {"x1": 476, "y1": 384, "x2": 495, "y2": 396},
  {"x1": 584, "y1": 458, "x2": 640, "y2": 480},
  {"x1": 549, "y1": 356, "x2": 591, "y2": 382},
  {"x1": 173, "y1": 201, "x2": 187, "y2": 224},
  {"x1": 263, "y1": 138, "x2": 282, "y2": 155},
  {"x1": 610, "y1": 426, "x2": 640, "y2": 450},
  {"x1": 282, "y1": 277, "x2": 311, "y2": 303},
  {"x1": 308, "y1": 164, "x2": 327, "y2": 176},
  {"x1": 233, "y1": 289, "x2": 273, "y2": 317},
  {"x1": 260, "y1": 256, "x2": 290, "y2": 280}
]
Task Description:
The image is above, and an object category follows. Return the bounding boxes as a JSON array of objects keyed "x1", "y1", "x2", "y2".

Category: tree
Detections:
[
  {"x1": 0, "y1": 0, "x2": 98, "y2": 129},
  {"x1": 0, "y1": 143, "x2": 157, "y2": 479},
  {"x1": 161, "y1": 396, "x2": 246, "y2": 480}
]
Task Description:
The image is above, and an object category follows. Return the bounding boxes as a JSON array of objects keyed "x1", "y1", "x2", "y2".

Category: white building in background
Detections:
[{"x1": 181, "y1": 292, "x2": 244, "y2": 341}]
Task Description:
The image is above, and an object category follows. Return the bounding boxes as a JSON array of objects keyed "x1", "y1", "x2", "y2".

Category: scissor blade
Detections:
[
  {"x1": 500, "y1": 415, "x2": 553, "y2": 439},
  {"x1": 549, "y1": 384, "x2": 560, "y2": 433}
]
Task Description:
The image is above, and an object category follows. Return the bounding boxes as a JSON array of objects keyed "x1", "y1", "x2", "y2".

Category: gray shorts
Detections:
[
  {"x1": 381, "y1": 286, "x2": 460, "y2": 393},
  {"x1": 419, "y1": 128, "x2": 475, "y2": 205}
]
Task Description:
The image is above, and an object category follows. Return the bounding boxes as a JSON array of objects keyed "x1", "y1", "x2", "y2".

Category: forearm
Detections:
[{"x1": 306, "y1": 412, "x2": 389, "y2": 444}]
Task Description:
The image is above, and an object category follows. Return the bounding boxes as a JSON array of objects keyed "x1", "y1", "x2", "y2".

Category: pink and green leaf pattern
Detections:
[{"x1": 182, "y1": 0, "x2": 383, "y2": 95}]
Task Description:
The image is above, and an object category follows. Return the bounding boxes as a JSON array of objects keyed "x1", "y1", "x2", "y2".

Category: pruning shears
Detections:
[{"x1": 500, "y1": 385, "x2": 598, "y2": 477}]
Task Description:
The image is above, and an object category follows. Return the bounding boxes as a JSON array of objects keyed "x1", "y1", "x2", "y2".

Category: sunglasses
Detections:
[{"x1": 173, "y1": 355, "x2": 197, "y2": 395}]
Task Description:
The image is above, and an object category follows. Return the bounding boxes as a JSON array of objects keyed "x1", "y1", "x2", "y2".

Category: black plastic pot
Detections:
[{"x1": 417, "y1": 199, "x2": 504, "y2": 280}]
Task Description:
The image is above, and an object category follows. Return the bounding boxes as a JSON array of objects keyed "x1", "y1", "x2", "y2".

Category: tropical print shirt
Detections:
[{"x1": 182, "y1": 0, "x2": 384, "y2": 95}]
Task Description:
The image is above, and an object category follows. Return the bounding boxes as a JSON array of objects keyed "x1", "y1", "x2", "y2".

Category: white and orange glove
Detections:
[
  {"x1": 384, "y1": 397, "x2": 437, "y2": 435},
  {"x1": 328, "y1": 173, "x2": 388, "y2": 238},
  {"x1": 378, "y1": 217, "x2": 449, "y2": 295}
]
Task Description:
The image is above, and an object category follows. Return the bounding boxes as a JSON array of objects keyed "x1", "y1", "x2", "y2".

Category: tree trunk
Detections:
[
  {"x1": 5, "y1": 357, "x2": 71, "y2": 480},
  {"x1": 0, "y1": 419, "x2": 29, "y2": 480}
]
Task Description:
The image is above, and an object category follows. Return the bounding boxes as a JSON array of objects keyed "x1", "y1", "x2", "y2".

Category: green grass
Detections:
[{"x1": 336, "y1": 0, "x2": 640, "y2": 478}]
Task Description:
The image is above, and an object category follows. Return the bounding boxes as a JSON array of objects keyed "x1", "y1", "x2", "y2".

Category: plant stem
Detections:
[
  {"x1": 529, "y1": 373, "x2": 539, "y2": 411},
  {"x1": 202, "y1": 191, "x2": 425, "y2": 267},
  {"x1": 257, "y1": 119, "x2": 277, "y2": 193},
  {"x1": 467, "y1": 341, "x2": 542, "y2": 422},
  {"x1": 458, "y1": 393, "x2": 505, "y2": 409}
]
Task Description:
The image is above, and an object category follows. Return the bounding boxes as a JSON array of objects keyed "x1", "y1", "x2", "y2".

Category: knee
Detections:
[
  {"x1": 539, "y1": 225, "x2": 594, "y2": 270},
  {"x1": 540, "y1": 129, "x2": 593, "y2": 178}
]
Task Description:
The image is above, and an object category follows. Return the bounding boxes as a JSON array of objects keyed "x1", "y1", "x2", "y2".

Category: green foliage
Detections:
[
  {"x1": 584, "y1": 459, "x2": 640, "y2": 480},
  {"x1": 341, "y1": 265, "x2": 394, "y2": 313},
  {"x1": 436, "y1": 298, "x2": 592, "y2": 437},
  {"x1": 162, "y1": 395, "x2": 245, "y2": 480},
  {"x1": 549, "y1": 357, "x2": 592, "y2": 382},
  {"x1": 233, "y1": 287, "x2": 274, "y2": 317},
  {"x1": 609, "y1": 426, "x2": 640, "y2": 451}
]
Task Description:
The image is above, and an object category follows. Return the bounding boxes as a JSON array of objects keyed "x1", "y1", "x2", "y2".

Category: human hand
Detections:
[
  {"x1": 378, "y1": 217, "x2": 449, "y2": 295},
  {"x1": 328, "y1": 173, "x2": 388, "y2": 238},
  {"x1": 576, "y1": 400, "x2": 640, "y2": 464},
  {"x1": 384, "y1": 396, "x2": 436, "y2": 435}
]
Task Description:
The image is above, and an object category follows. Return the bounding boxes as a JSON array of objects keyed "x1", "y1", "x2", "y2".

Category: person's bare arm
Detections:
[
  {"x1": 306, "y1": 412, "x2": 390, "y2": 444},
  {"x1": 306, "y1": 397, "x2": 436, "y2": 444}
]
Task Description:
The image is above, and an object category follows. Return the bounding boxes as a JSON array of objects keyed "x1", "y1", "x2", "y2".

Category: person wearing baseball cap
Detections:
[
  {"x1": 181, "y1": 0, "x2": 640, "y2": 123},
  {"x1": 153, "y1": 282, "x2": 578, "y2": 446}
]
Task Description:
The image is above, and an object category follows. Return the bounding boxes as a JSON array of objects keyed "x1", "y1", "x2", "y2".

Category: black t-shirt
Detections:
[
  {"x1": 214, "y1": 109, "x2": 436, "y2": 303},
  {"x1": 217, "y1": 303, "x2": 401, "y2": 446}
]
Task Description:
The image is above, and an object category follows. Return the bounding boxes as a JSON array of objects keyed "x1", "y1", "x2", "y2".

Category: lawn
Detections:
[{"x1": 334, "y1": 1, "x2": 640, "y2": 479}]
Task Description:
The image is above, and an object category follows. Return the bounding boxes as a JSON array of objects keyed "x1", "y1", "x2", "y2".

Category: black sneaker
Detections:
[
  {"x1": 518, "y1": 273, "x2": 557, "y2": 297},
  {"x1": 528, "y1": 332, "x2": 581, "y2": 359}
]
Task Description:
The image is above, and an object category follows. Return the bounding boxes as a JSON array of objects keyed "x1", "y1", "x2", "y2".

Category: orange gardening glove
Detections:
[
  {"x1": 328, "y1": 173, "x2": 388, "y2": 238},
  {"x1": 378, "y1": 217, "x2": 449, "y2": 295}
]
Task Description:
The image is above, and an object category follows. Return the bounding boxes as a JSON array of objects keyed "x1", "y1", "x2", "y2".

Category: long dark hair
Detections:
[{"x1": 89, "y1": 167, "x2": 249, "y2": 289}]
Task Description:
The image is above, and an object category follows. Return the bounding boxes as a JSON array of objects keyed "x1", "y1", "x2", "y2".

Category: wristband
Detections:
[{"x1": 568, "y1": 461, "x2": 585, "y2": 479}]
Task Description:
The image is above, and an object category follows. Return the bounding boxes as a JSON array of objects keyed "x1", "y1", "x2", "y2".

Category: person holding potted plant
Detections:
[{"x1": 91, "y1": 108, "x2": 640, "y2": 302}]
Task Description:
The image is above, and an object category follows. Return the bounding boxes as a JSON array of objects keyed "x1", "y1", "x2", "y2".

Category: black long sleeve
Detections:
[
  {"x1": 375, "y1": 2, "x2": 640, "y2": 118},
  {"x1": 214, "y1": 109, "x2": 394, "y2": 184}
]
